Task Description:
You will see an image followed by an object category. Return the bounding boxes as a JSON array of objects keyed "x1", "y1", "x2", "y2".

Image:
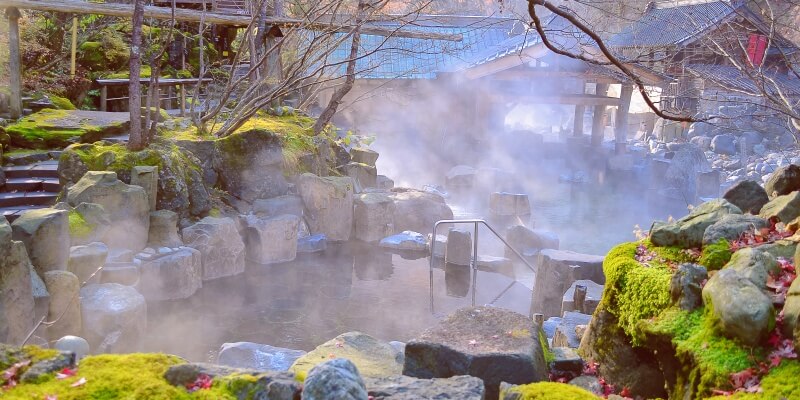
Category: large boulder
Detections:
[
  {"x1": 68, "y1": 202, "x2": 111, "y2": 246},
  {"x1": 445, "y1": 229, "x2": 472, "y2": 266},
  {"x1": 67, "y1": 171, "x2": 150, "y2": 250},
  {"x1": 252, "y1": 195, "x2": 304, "y2": 218},
  {"x1": 489, "y1": 192, "x2": 531, "y2": 217},
  {"x1": 147, "y1": 210, "x2": 183, "y2": 247},
  {"x1": 297, "y1": 173, "x2": 355, "y2": 241},
  {"x1": 182, "y1": 217, "x2": 246, "y2": 281},
  {"x1": 650, "y1": 199, "x2": 742, "y2": 248},
  {"x1": 11, "y1": 208, "x2": 70, "y2": 275},
  {"x1": 663, "y1": 143, "x2": 711, "y2": 202},
  {"x1": 5, "y1": 109, "x2": 129, "y2": 149},
  {"x1": 702, "y1": 214, "x2": 769, "y2": 246},
  {"x1": 291, "y1": 332, "x2": 403, "y2": 380},
  {"x1": 136, "y1": 247, "x2": 202, "y2": 301},
  {"x1": 214, "y1": 129, "x2": 289, "y2": 202},
  {"x1": 43, "y1": 271, "x2": 82, "y2": 341},
  {"x1": 302, "y1": 358, "x2": 368, "y2": 400},
  {"x1": 389, "y1": 189, "x2": 453, "y2": 234},
  {"x1": 365, "y1": 375, "x2": 485, "y2": 400},
  {"x1": 710, "y1": 133, "x2": 737, "y2": 155},
  {"x1": 67, "y1": 242, "x2": 108, "y2": 285},
  {"x1": 130, "y1": 166, "x2": 158, "y2": 211},
  {"x1": 723, "y1": 180, "x2": 770, "y2": 214},
  {"x1": 702, "y1": 268, "x2": 774, "y2": 346},
  {"x1": 354, "y1": 192, "x2": 395, "y2": 242},
  {"x1": 764, "y1": 164, "x2": 800, "y2": 198},
  {"x1": 242, "y1": 214, "x2": 300, "y2": 264},
  {"x1": 217, "y1": 342, "x2": 306, "y2": 371},
  {"x1": 0, "y1": 220, "x2": 35, "y2": 345},
  {"x1": 403, "y1": 306, "x2": 548, "y2": 399},
  {"x1": 80, "y1": 283, "x2": 147, "y2": 352},
  {"x1": 532, "y1": 250, "x2": 604, "y2": 318},
  {"x1": 760, "y1": 191, "x2": 800, "y2": 223},
  {"x1": 724, "y1": 247, "x2": 779, "y2": 289},
  {"x1": 343, "y1": 162, "x2": 377, "y2": 192}
]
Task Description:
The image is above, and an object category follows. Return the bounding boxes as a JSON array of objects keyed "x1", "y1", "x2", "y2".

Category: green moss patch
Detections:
[
  {"x1": 5, "y1": 109, "x2": 129, "y2": 150},
  {"x1": 499, "y1": 382, "x2": 599, "y2": 399},
  {"x1": 699, "y1": 239, "x2": 733, "y2": 271},
  {"x1": 48, "y1": 95, "x2": 76, "y2": 110},
  {"x1": 67, "y1": 210, "x2": 93, "y2": 239}
]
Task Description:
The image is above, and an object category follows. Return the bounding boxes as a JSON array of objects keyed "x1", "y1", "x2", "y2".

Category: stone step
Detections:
[
  {"x1": 1, "y1": 205, "x2": 44, "y2": 223},
  {"x1": 0, "y1": 191, "x2": 58, "y2": 208},
  {"x1": 42, "y1": 178, "x2": 62, "y2": 192},
  {"x1": 3, "y1": 163, "x2": 59, "y2": 179},
  {"x1": 2, "y1": 178, "x2": 44, "y2": 192}
]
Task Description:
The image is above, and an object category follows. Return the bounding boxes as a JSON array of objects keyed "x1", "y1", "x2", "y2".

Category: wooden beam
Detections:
[
  {"x1": 486, "y1": 93, "x2": 621, "y2": 106},
  {"x1": 2, "y1": 0, "x2": 462, "y2": 41},
  {"x1": 6, "y1": 7, "x2": 22, "y2": 119}
]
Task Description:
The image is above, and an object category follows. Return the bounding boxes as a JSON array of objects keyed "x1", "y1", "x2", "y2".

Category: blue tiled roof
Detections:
[
  {"x1": 608, "y1": 1, "x2": 735, "y2": 48},
  {"x1": 324, "y1": 15, "x2": 519, "y2": 79}
]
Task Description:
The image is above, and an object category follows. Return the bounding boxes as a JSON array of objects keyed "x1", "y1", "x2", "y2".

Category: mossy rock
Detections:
[
  {"x1": 48, "y1": 95, "x2": 76, "y2": 110},
  {"x1": 5, "y1": 110, "x2": 129, "y2": 150},
  {"x1": 699, "y1": 239, "x2": 732, "y2": 271},
  {"x1": 706, "y1": 360, "x2": 800, "y2": 399},
  {"x1": 290, "y1": 331, "x2": 403, "y2": 381},
  {"x1": 499, "y1": 382, "x2": 599, "y2": 399}
]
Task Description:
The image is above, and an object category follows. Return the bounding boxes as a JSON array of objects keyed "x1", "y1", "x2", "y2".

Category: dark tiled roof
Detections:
[
  {"x1": 686, "y1": 64, "x2": 800, "y2": 95},
  {"x1": 609, "y1": 1, "x2": 735, "y2": 48},
  {"x1": 325, "y1": 15, "x2": 520, "y2": 79}
]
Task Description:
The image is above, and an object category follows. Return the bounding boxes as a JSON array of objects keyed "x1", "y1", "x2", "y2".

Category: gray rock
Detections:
[
  {"x1": 702, "y1": 268, "x2": 774, "y2": 346},
  {"x1": 354, "y1": 192, "x2": 395, "y2": 242},
  {"x1": 136, "y1": 247, "x2": 202, "y2": 301},
  {"x1": 550, "y1": 346, "x2": 584, "y2": 377},
  {"x1": 711, "y1": 133, "x2": 737, "y2": 155},
  {"x1": 759, "y1": 239, "x2": 797, "y2": 260},
  {"x1": 213, "y1": 129, "x2": 289, "y2": 203},
  {"x1": 764, "y1": 164, "x2": 800, "y2": 198},
  {"x1": 0, "y1": 224, "x2": 35, "y2": 344},
  {"x1": 489, "y1": 192, "x2": 531, "y2": 216},
  {"x1": 723, "y1": 180, "x2": 770, "y2": 214},
  {"x1": 80, "y1": 283, "x2": 147, "y2": 352},
  {"x1": 389, "y1": 189, "x2": 453, "y2": 235},
  {"x1": 302, "y1": 358, "x2": 368, "y2": 400},
  {"x1": 54, "y1": 335, "x2": 90, "y2": 360},
  {"x1": 783, "y1": 277, "x2": 800, "y2": 338},
  {"x1": 670, "y1": 263, "x2": 708, "y2": 311},
  {"x1": 101, "y1": 263, "x2": 140, "y2": 286},
  {"x1": 760, "y1": 191, "x2": 800, "y2": 223},
  {"x1": 664, "y1": 143, "x2": 712, "y2": 203},
  {"x1": 242, "y1": 214, "x2": 300, "y2": 264},
  {"x1": 147, "y1": 210, "x2": 183, "y2": 247},
  {"x1": 20, "y1": 350, "x2": 75, "y2": 383},
  {"x1": 702, "y1": 214, "x2": 769, "y2": 245},
  {"x1": 11, "y1": 208, "x2": 70, "y2": 275},
  {"x1": 505, "y1": 225, "x2": 560, "y2": 256},
  {"x1": 650, "y1": 199, "x2": 742, "y2": 248},
  {"x1": 551, "y1": 311, "x2": 592, "y2": 348},
  {"x1": 252, "y1": 195, "x2": 304, "y2": 218},
  {"x1": 476, "y1": 255, "x2": 514, "y2": 277},
  {"x1": 365, "y1": 375, "x2": 484, "y2": 400},
  {"x1": 445, "y1": 165, "x2": 476, "y2": 188},
  {"x1": 344, "y1": 162, "x2": 378, "y2": 192},
  {"x1": 543, "y1": 317, "x2": 561, "y2": 340},
  {"x1": 43, "y1": 271, "x2": 81, "y2": 341},
  {"x1": 291, "y1": 332, "x2": 403, "y2": 379},
  {"x1": 67, "y1": 172, "x2": 150, "y2": 250},
  {"x1": 376, "y1": 175, "x2": 394, "y2": 190},
  {"x1": 165, "y1": 362, "x2": 301, "y2": 399},
  {"x1": 379, "y1": 231, "x2": 428, "y2": 252},
  {"x1": 130, "y1": 165, "x2": 158, "y2": 211},
  {"x1": 297, "y1": 173, "x2": 355, "y2": 241},
  {"x1": 351, "y1": 148, "x2": 379, "y2": 167},
  {"x1": 30, "y1": 267, "x2": 50, "y2": 322},
  {"x1": 403, "y1": 306, "x2": 548, "y2": 399},
  {"x1": 445, "y1": 229, "x2": 472, "y2": 266},
  {"x1": 298, "y1": 234, "x2": 327, "y2": 253},
  {"x1": 182, "y1": 217, "x2": 246, "y2": 280},
  {"x1": 532, "y1": 250, "x2": 604, "y2": 318},
  {"x1": 726, "y1": 247, "x2": 779, "y2": 290},
  {"x1": 689, "y1": 135, "x2": 712, "y2": 151},
  {"x1": 561, "y1": 280, "x2": 603, "y2": 316},
  {"x1": 218, "y1": 342, "x2": 306, "y2": 371},
  {"x1": 67, "y1": 242, "x2": 108, "y2": 285},
  {"x1": 69, "y1": 202, "x2": 111, "y2": 246}
]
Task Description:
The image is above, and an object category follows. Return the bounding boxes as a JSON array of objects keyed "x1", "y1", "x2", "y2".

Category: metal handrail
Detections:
[{"x1": 429, "y1": 219, "x2": 537, "y2": 317}]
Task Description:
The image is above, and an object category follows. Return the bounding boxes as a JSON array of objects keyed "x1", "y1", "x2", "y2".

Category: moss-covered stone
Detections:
[
  {"x1": 5, "y1": 110, "x2": 129, "y2": 149},
  {"x1": 48, "y1": 95, "x2": 75, "y2": 110},
  {"x1": 67, "y1": 209, "x2": 93, "y2": 239},
  {"x1": 499, "y1": 382, "x2": 599, "y2": 399},
  {"x1": 699, "y1": 239, "x2": 732, "y2": 271}
]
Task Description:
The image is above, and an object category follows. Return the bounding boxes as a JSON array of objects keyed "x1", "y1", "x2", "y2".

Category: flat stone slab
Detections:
[
  {"x1": 403, "y1": 306, "x2": 548, "y2": 399},
  {"x1": 379, "y1": 231, "x2": 427, "y2": 252},
  {"x1": 365, "y1": 375, "x2": 485, "y2": 400},
  {"x1": 217, "y1": 342, "x2": 306, "y2": 371},
  {"x1": 561, "y1": 279, "x2": 603, "y2": 316},
  {"x1": 6, "y1": 110, "x2": 129, "y2": 149}
]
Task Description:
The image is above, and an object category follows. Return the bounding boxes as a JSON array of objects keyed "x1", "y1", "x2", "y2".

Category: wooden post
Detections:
[
  {"x1": 574, "y1": 284, "x2": 587, "y2": 313},
  {"x1": 591, "y1": 83, "x2": 609, "y2": 147},
  {"x1": 7, "y1": 7, "x2": 22, "y2": 119},
  {"x1": 615, "y1": 84, "x2": 634, "y2": 154},
  {"x1": 100, "y1": 85, "x2": 108, "y2": 111},
  {"x1": 573, "y1": 105, "x2": 585, "y2": 136},
  {"x1": 70, "y1": 15, "x2": 78, "y2": 77}
]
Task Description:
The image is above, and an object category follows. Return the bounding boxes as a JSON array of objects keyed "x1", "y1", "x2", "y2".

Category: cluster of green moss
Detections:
[
  {"x1": 72, "y1": 142, "x2": 163, "y2": 172},
  {"x1": 0, "y1": 345, "x2": 60, "y2": 371},
  {"x1": 5, "y1": 110, "x2": 82, "y2": 144},
  {"x1": 67, "y1": 210, "x2": 93, "y2": 239},
  {"x1": 499, "y1": 382, "x2": 599, "y2": 399},
  {"x1": 699, "y1": 239, "x2": 733, "y2": 271},
  {"x1": 48, "y1": 95, "x2": 76, "y2": 110},
  {"x1": 4, "y1": 109, "x2": 126, "y2": 150}
]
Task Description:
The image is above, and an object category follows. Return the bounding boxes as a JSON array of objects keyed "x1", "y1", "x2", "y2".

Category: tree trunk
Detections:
[
  {"x1": 312, "y1": 0, "x2": 367, "y2": 135},
  {"x1": 128, "y1": 0, "x2": 146, "y2": 151}
]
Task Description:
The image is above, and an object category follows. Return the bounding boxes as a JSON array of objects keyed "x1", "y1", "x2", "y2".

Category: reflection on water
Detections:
[{"x1": 144, "y1": 242, "x2": 530, "y2": 362}]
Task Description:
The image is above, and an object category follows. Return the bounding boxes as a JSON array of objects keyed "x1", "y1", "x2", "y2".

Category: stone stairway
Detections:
[{"x1": 1, "y1": 158, "x2": 62, "y2": 222}]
